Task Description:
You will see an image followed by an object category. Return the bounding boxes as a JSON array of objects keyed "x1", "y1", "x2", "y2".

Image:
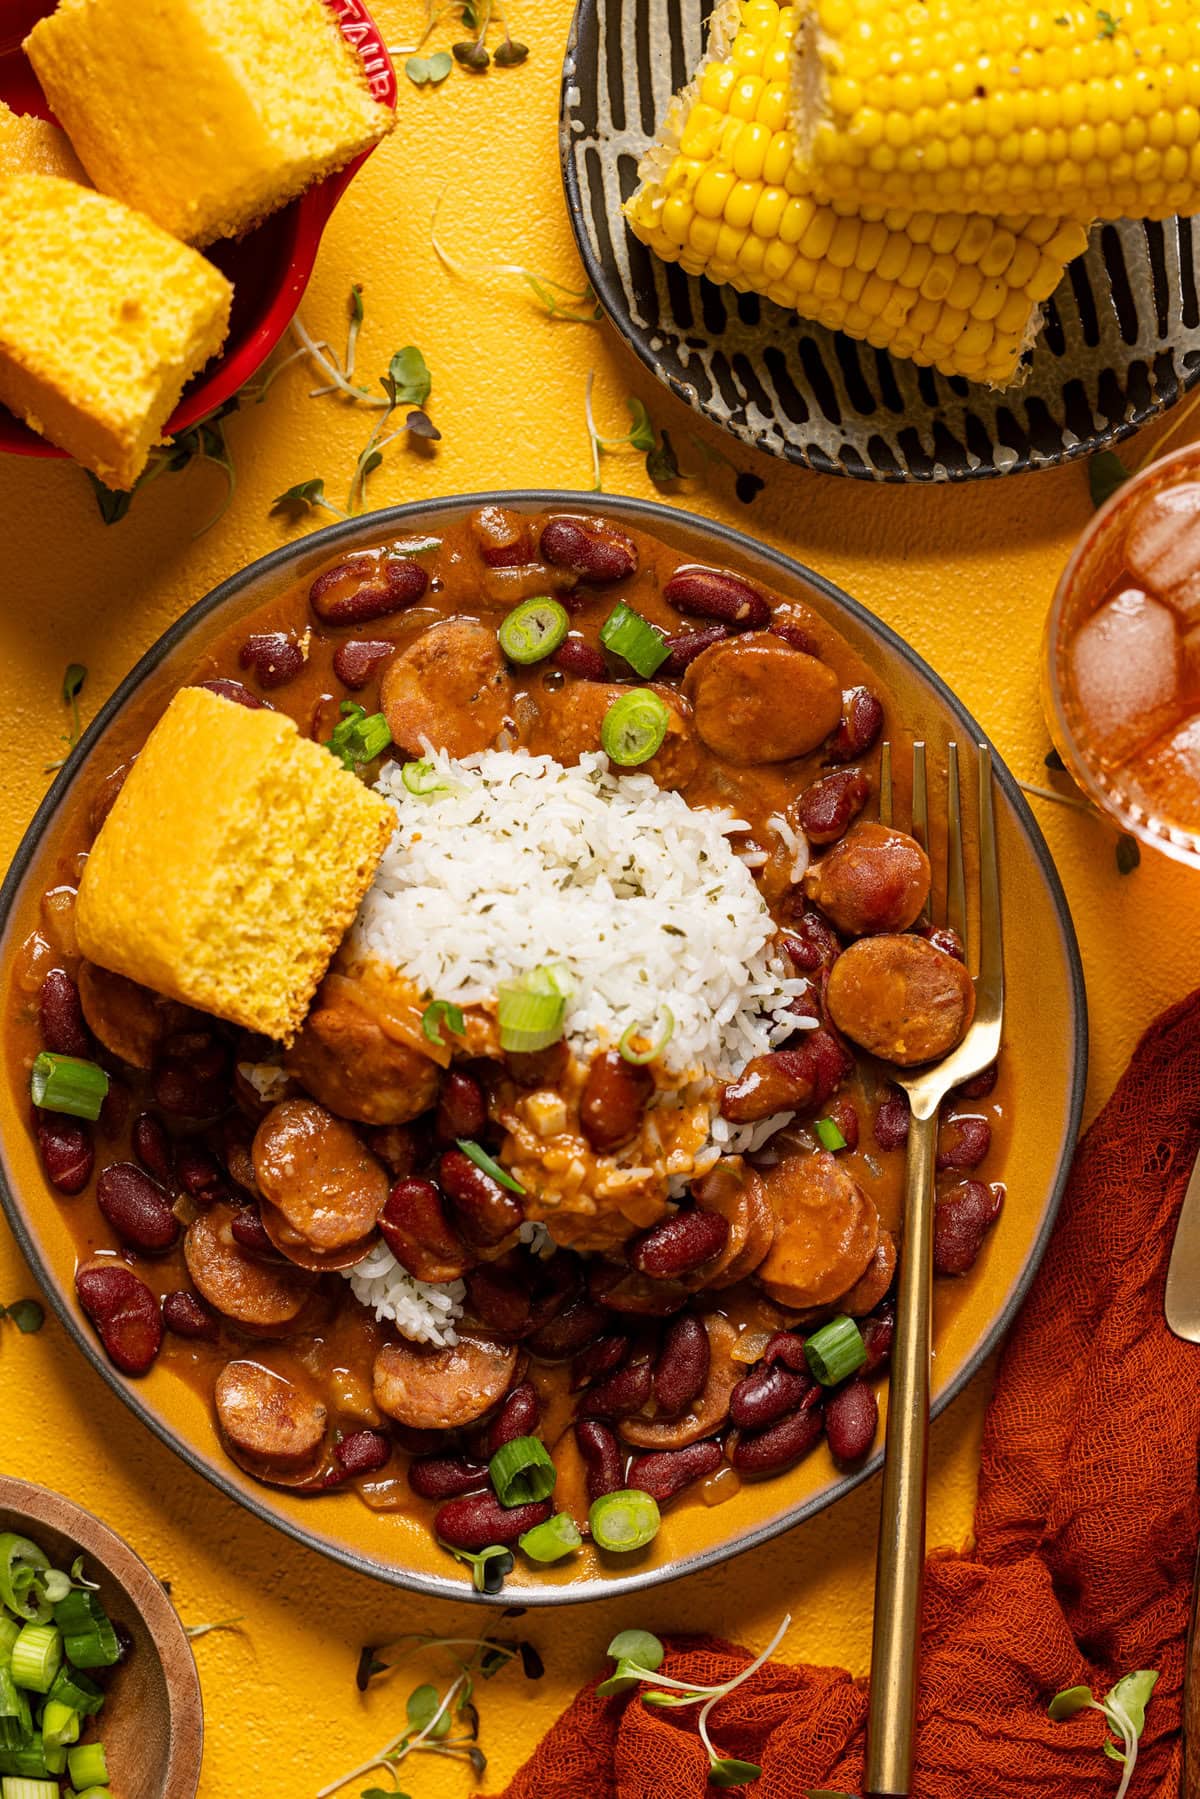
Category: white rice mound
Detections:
[{"x1": 342, "y1": 744, "x2": 814, "y2": 1347}]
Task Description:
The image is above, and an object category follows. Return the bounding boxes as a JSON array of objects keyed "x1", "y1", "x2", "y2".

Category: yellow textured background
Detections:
[{"x1": 2, "y1": 3, "x2": 1199, "y2": 1792}]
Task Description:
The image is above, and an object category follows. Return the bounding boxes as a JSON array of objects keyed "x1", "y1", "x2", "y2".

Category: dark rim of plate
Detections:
[
  {"x1": 0, "y1": 493, "x2": 1088, "y2": 1604},
  {"x1": 559, "y1": 0, "x2": 1200, "y2": 483}
]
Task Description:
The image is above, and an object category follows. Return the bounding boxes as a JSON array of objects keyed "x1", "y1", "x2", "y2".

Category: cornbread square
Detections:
[
  {"x1": 25, "y1": 0, "x2": 396, "y2": 247},
  {"x1": 0, "y1": 176, "x2": 231, "y2": 489},
  {"x1": 76, "y1": 688, "x2": 396, "y2": 1045},
  {"x1": 0, "y1": 102, "x2": 87, "y2": 182}
]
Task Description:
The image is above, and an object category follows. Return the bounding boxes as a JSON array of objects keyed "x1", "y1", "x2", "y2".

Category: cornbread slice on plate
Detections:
[
  {"x1": 25, "y1": 0, "x2": 396, "y2": 247},
  {"x1": 0, "y1": 175, "x2": 231, "y2": 488},
  {"x1": 0, "y1": 101, "x2": 87, "y2": 182},
  {"x1": 75, "y1": 688, "x2": 396, "y2": 1046}
]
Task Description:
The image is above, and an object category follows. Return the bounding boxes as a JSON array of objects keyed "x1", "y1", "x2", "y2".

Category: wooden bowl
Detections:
[{"x1": 0, "y1": 1476, "x2": 202, "y2": 1797}]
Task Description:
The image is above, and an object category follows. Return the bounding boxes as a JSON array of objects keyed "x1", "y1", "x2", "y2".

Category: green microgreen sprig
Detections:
[
  {"x1": 431, "y1": 187, "x2": 600, "y2": 323},
  {"x1": 597, "y1": 1614, "x2": 790, "y2": 1788},
  {"x1": 1048, "y1": 1669, "x2": 1158, "y2": 1799},
  {"x1": 583, "y1": 373, "x2": 700, "y2": 495},
  {"x1": 44, "y1": 662, "x2": 88, "y2": 772},
  {"x1": 1018, "y1": 751, "x2": 1140, "y2": 877},
  {"x1": 391, "y1": 1, "x2": 528, "y2": 80},
  {"x1": 86, "y1": 397, "x2": 240, "y2": 534},
  {"x1": 0, "y1": 1298, "x2": 45, "y2": 1334}
]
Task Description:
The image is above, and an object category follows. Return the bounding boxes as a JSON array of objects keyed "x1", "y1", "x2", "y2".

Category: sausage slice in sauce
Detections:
[
  {"x1": 528, "y1": 682, "x2": 699, "y2": 789},
  {"x1": 286, "y1": 979, "x2": 441, "y2": 1126},
  {"x1": 826, "y1": 935, "x2": 976, "y2": 1066},
  {"x1": 619, "y1": 1313, "x2": 741, "y2": 1449},
  {"x1": 253, "y1": 1098, "x2": 388, "y2": 1252},
  {"x1": 381, "y1": 619, "x2": 515, "y2": 758},
  {"x1": 372, "y1": 1329, "x2": 519, "y2": 1430},
  {"x1": 687, "y1": 1158, "x2": 775, "y2": 1288},
  {"x1": 802, "y1": 822, "x2": 931, "y2": 937},
  {"x1": 683, "y1": 634, "x2": 842, "y2": 764},
  {"x1": 185, "y1": 1201, "x2": 316, "y2": 1331},
  {"x1": 76, "y1": 961, "x2": 183, "y2": 1070},
  {"x1": 754, "y1": 1151, "x2": 880, "y2": 1311},
  {"x1": 215, "y1": 1360, "x2": 327, "y2": 1477}
]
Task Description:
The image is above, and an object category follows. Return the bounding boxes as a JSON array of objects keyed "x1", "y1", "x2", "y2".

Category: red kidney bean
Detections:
[
  {"x1": 98, "y1": 1080, "x2": 130, "y2": 1140},
  {"x1": 435, "y1": 1070, "x2": 486, "y2": 1144},
  {"x1": 194, "y1": 677, "x2": 269, "y2": 711},
  {"x1": 579, "y1": 1352, "x2": 654, "y2": 1417},
  {"x1": 860, "y1": 1302, "x2": 895, "y2": 1376},
  {"x1": 731, "y1": 1404, "x2": 825, "y2": 1475},
  {"x1": 824, "y1": 687, "x2": 884, "y2": 763},
  {"x1": 438, "y1": 1150, "x2": 523, "y2": 1246},
  {"x1": 471, "y1": 504, "x2": 533, "y2": 568},
  {"x1": 506, "y1": 1041, "x2": 569, "y2": 1087},
  {"x1": 539, "y1": 516, "x2": 637, "y2": 584},
  {"x1": 435, "y1": 1491, "x2": 551, "y2": 1551},
  {"x1": 721, "y1": 1029, "x2": 851, "y2": 1125},
  {"x1": 957, "y1": 1062, "x2": 999, "y2": 1101},
  {"x1": 463, "y1": 1263, "x2": 532, "y2": 1336},
  {"x1": 730, "y1": 1362, "x2": 814, "y2": 1431},
  {"x1": 76, "y1": 1261, "x2": 162, "y2": 1376},
  {"x1": 161, "y1": 1290, "x2": 218, "y2": 1341},
  {"x1": 934, "y1": 1181, "x2": 1004, "y2": 1276},
  {"x1": 526, "y1": 1295, "x2": 611, "y2": 1359},
  {"x1": 770, "y1": 620, "x2": 820, "y2": 656},
  {"x1": 761, "y1": 1331, "x2": 809, "y2": 1373},
  {"x1": 334, "y1": 1429, "x2": 392, "y2": 1477},
  {"x1": 797, "y1": 769, "x2": 870, "y2": 845},
  {"x1": 659, "y1": 624, "x2": 729, "y2": 676},
  {"x1": 485, "y1": 1380, "x2": 540, "y2": 1456},
  {"x1": 408, "y1": 1454, "x2": 491, "y2": 1500},
  {"x1": 571, "y1": 1333, "x2": 629, "y2": 1392},
  {"x1": 131, "y1": 1113, "x2": 173, "y2": 1186},
  {"x1": 39, "y1": 969, "x2": 89, "y2": 1057},
  {"x1": 238, "y1": 632, "x2": 304, "y2": 690},
  {"x1": 936, "y1": 1115, "x2": 992, "y2": 1171},
  {"x1": 652, "y1": 1314, "x2": 710, "y2": 1417},
  {"x1": 175, "y1": 1142, "x2": 225, "y2": 1198},
  {"x1": 333, "y1": 638, "x2": 395, "y2": 690},
  {"x1": 630, "y1": 1210, "x2": 729, "y2": 1280},
  {"x1": 873, "y1": 1086, "x2": 910, "y2": 1151},
  {"x1": 152, "y1": 1032, "x2": 230, "y2": 1119},
  {"x1": 824, "y1": 1095, "x2": 860, "y2": 1152},
  {"x1": 527, "y1": 1254, "x2": 580, "y2": 1332},
  {"x1": 35, "y1": 1114, "x2": 93, "y2": 1195},
  {"x1": 588, "y1": 1265, "x2": 689, "y2": 1317},
  {"x1": 380, "y1": 1177, "x2": 472, "y2": 1283},
  {"x1": 551, "y1": 638, "x2": 608, "y2": 680},
  {"x1": 663, "y1": 565, "x2": 771, "y2": 629},
  {"x1": 580, "y1": 1051, "x2": 653, "y2": 1155},
  {"x1": 230, "y1": 1206, "x2": 276, "y2": 1256},
  {"x1": 627, "y1": 1440, "x2": 724, "y2": 1502},
  {"x1": 309, "y1": 555, "x2": 429, "y2": 625},
  {"x1": 779, "y1": 906, "x2": 842, "y2": 972},
  {"x1": 825, "y1": 1379, "x2": 879, "y2": 1463},
  {"x1": 919, "y1": 922, "x2": 965, "y2": 961},
  {"x1": 97, "y1": 1163, "x2": 180, "y2": 1253},
  {"x1": 576, "y1": 1418, "x2": 625, "y2": 1502}
]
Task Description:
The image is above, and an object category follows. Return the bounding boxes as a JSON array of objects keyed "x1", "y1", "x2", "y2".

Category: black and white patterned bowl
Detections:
[{"x1": 560, "y1": 0, "x2": 1200, "y2": 481}]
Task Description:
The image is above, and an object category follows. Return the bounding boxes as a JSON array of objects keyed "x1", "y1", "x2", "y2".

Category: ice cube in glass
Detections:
[
  {"x1": 1068, "y1": 587, "x2": 1180, "y2": 765},
  {"x1": 1125, "y1": 481, "x2": 1200, "y2": 620}
]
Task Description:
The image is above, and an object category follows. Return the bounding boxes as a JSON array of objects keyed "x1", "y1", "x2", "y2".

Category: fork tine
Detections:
[
  {"x1": 879, "y1": 740, "x2": 893, "y2": 825},
  {"x1": 946, "y1": 742, "x2": 967, "y2": 953},
  {"x1": 910, "y1": 742, "x2": 930, "y2": 924},
  {"x1": 975, "y1": 743, "x2": 1004, "y2": 1009}
]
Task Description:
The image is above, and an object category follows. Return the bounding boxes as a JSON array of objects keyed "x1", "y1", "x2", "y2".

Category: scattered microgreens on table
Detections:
[
  {"x1": 583, "y1": 372, "x2": 765, "y2": 504},
  {"x1": 316, "y1": 1631, "x2": 542, "y2": 1799},
  {"x1": 390, "y1": 1, "x2": 529, "y2": 80},
  {"x1": 182, "y1": 1615, "x2": 244, "y2": 1641},
  {"x1": 0, "y1": 1298, "x2": 44, "y2": 1334},
  {"x1": 1018, "y1": 747, "x2": 1140, "y2": 876},
  {"x1": 1048, "y1": 1668, "x2": 1158, "y2": 1799},
  {"x1": 44, "y1": 662, "x2": 87, "y2": 772},
  {"x1": 431, "y1": 187, "x2": 601, "y2": 323},
  {"x1": 86, "y1": 396, "x2": 239, "y2": 533},
  {"x1": 596, "y1": 1616, "x2": 790, "y2": 1789}
]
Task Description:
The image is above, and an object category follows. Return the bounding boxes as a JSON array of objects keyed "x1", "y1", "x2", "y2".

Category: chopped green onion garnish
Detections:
[
  {"x1": 442, "y1": 1543, "x2": 513, "y2": 1594},
  {"x1": 497, "y1": 971, "x2": 567, "y2": 1054},
  {"x1": 804, "y1": 1315, "x2": 867, "y2": 1386},
  {"x1": 599, "y1": 602, "x2": 669, "y2": 677},
  {"x1": 46, "y1": 1670, "x2": 102, "y2": 1719},
  {"x1": 9, "y1": 1627, "x2": 59, "y2": 1696},
  {"x1": 327, "y1": 701, "x2": 391, "y2": 772},
  {"x1": 0, "y1": 1538, "x2": 51, "y2": 1626},
  {"x1": 0, "y1": 1622, "x2": 18, "y2": 1670},
  {"x1": 38, "y1": 1701, "x2": 79, "y2": 1750},
  {"x1": 618, "y1": 1006, "x2": 675, "y2": 1066},
  {"x1": 518, "y1": 1512, "x2": 582, "y2": 1563},
  {"x1": 497, "y1": 597, "x2": 570, "y2": 664},
  {"x1": 588, "y1": 1489, "x2": 661, "y2": 1553},
  {"x1": 65, "y1": 1746, "x2": 107, "y2": 1790},
  {"x1": 72, "y1": 1788, "x2": 114, "y2": 1799},
  {"x1": 421, "y1": 999, "x2": 465, "y2": 1046},
  {"x1": 600, "y1": 689, "x2": 670, "y2": 767},
  {"x1": 28, "y1": 1055, "x2": 108, "y2": 1124},
  {"x1": 814, "y1": 1116, "x2": 847, "y2": 1152},
  {"x1": 400, "y1": 757, "x2": 458, "y2": 798},
  {"x1": 53, "y1": 1595, "x2": 118, "y2": 1671},
  {"x1": 456, "y1": 1139, "x2": 525, "y2": 1195},
  {"x1": 0, "y1": 1668, "x2": 31, "y2": 1751},
  {"x1": 489, "y1": 1436, "x2": 557, "y2": 1508},
  {"x1": 0, "y1": 1774, "x2": 58, "y2": 1796}
]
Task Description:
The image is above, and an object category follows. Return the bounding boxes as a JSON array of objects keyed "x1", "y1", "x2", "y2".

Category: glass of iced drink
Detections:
[{"x1": 1044, "y1": 443, "x2": 1200, "y2": 868}]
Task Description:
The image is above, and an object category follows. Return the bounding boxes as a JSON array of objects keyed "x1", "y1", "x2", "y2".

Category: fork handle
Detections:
[{"x1": 864, "y1": 1101, "x2": 939, "y2": 1797}]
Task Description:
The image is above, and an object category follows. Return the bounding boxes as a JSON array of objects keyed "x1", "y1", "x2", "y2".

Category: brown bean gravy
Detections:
[{"x1": 7, "y1": 506, "x2": 1010, "y2": 1570}]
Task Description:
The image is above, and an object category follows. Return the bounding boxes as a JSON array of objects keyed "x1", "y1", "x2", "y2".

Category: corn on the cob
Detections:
[
  {"x1": 792, "y1": 0, "x2": 1200, "y2": 220},
  {"x1": 624, "y1": 0, "x2": 1088, "y2": 388}
]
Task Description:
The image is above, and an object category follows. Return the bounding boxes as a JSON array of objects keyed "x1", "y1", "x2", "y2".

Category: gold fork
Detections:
[{"x1": 863, "y1": 740, "x2": 1005, "y2": 1797}]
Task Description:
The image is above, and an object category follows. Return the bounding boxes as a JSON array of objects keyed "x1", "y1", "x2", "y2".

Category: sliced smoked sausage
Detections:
[
  {"x1": 185, "y1": 1201, "x2": 316, "y2": 1331},
  {"x1": 252, "y1": 1099, "x2": 387, "y2": 1252},
  {"x1": 687, "y1": 1158, "x2": 775, "y2": 1288},
  {"x1": 802, "y1": 822, "x2": 930, "y2": 937},
  {"x1": 683, "y1": 633, "x2": 842, "y2": 764},
  {"x1": 381, "y1": 619, "x2": 515, "y2": 758},
  {"x1": 528, "y1": 682, "x2": 698, "y2": 789},
  {"x1": 286, "y1": 978, "x2": 441, "y2": 1126},
  {"x1": 826, "y1": 935, "x2": 976, "y2": 1067},
  {"x1": 77, "y1": 961, "x2": 181, "y2": 1070},
  {"x1": 372, "y1": 1329, "x2": 519, "y2": 1430},
  {"x1": 215, "y1": 1360, "x2": 327, "y2": 1476},
  {"x1": 755, "y1": 1150, "x2": 880, "y2": 1310},
  {"x1": 619, "y1": 1313, "x2": 741, "y2": 1449}
]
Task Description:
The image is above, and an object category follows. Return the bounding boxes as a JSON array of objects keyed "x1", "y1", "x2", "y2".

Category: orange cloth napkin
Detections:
[{"x1": 494, "y1": 991, "x2": 1200, "y2": 1796}]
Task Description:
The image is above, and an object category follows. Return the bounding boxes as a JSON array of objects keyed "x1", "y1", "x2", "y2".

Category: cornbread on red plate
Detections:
[
  {"x1": 0, "y1": 100, "x2": 87, "y2": 182},
  {"x1": 25, "y1": 0, "x2": 396, "y2": 247}
]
